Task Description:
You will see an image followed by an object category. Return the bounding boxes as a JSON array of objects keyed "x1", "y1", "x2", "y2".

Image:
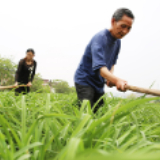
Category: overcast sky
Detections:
[{"x1": 0, "y1": 0, "x2": 160, "y2": 95}]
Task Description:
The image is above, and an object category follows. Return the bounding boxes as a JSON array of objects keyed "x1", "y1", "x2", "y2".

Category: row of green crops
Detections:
[{"x1": 0, "y1": 91, "x2": 160, "y2": 160}]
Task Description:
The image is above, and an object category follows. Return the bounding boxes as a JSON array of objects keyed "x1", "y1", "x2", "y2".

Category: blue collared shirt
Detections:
[{"x1": 74, "y1": 29, "x2": 121, "y2": 93}]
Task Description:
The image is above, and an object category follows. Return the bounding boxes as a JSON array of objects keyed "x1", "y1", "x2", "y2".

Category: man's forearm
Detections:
[
  {"x1": 100, "y1": 66, "x2": 119, "y2": 84},
  {"x1": 110, "y1": 65, "x2": 114, "y2": 74}
]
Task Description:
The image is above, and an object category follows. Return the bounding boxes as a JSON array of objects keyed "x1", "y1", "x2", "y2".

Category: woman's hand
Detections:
[
  {"x1": 27, "y1": 82, "x2": 32, "y2": 87},
  {"x1": 14, "y1": 82, "x2": 18, "y2": 86}
]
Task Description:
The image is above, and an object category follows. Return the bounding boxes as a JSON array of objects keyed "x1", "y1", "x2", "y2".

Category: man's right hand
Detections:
[
  {"x1": 115, "y1": 79, "x2": 128, "y2": 92},
  {"x1": 100, "y1": 67, "x2": 128, "y2": 92}
]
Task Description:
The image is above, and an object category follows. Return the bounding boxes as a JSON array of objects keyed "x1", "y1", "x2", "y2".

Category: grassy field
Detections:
[{"x1": 0, "y1": 91, "x2": 160, "y2": 160}]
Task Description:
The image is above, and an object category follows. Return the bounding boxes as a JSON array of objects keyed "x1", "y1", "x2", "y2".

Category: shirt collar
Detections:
[{"x1": 106, "y1": 29, "x2": 117, "y2": 42}]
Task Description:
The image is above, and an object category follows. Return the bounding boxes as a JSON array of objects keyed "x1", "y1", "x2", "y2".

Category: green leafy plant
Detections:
[{"x1": 0, "y1": 92, "x2": 160, "y2": 160}]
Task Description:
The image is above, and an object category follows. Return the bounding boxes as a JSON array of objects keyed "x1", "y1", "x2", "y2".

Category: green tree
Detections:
[
  {"x1": 0, "y1": 56, "x2": 17, "y2": 86},
  {"x1": 70, "y1": 86, "x2": 76, "y2": 93},
  {"x1": 31, "y1": 74, "x2": 51, "y2": 93},
  {"x1": 50, "y1": 79, "x2": 75, "y2": 93}
]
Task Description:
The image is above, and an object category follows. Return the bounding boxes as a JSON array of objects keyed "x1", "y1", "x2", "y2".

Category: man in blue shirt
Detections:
[{"x1": 74, "y1": 8, "x2": 134, "y2": 112}]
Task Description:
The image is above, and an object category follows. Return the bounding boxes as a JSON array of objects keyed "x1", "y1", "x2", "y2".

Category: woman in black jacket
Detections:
[{"x1": 15, "y1": 49, "x2": 37, "y2": 95}]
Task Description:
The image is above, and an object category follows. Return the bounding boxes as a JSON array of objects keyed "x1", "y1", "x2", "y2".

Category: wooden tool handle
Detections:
[
  {"x1": 125, "y1": 85, "x2": 160, "y2": 97},
  {"x1": 0, "y1": 85, "x2": 27, "y2": 89}
]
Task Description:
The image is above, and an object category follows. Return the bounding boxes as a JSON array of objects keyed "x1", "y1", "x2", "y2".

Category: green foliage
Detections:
[
  {"x1": 50, "y1": 79, "x2": 76, "y2": 93},
  {"x1": 0, "y1": 92, "x2": 160, "y2": 160},
  {"x1": 0, "y1": 56, "x2": 17, "y2": 86},
  {"x1": 30, "y1": 74, "x2": 43, "y2": 91},
  {"x1": 30, "y1": 74, "x2": 51, "y2": 93},
  {"x1": 127, "y1": 93, "x2": 137, "y2": 100}
]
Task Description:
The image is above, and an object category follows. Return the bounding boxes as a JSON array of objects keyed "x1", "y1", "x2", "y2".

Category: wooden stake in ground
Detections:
[{"x1": 0, "y1": 85, "x2": 27, "y2": 90}]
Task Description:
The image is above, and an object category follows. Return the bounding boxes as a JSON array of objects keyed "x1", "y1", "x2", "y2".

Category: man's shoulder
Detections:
[
  {"x1": 93, "y1": 29, "x2": 107, "y2": 38},
  {"x1": 90, "y1": 29, "x2": 107, "y2": 44}
]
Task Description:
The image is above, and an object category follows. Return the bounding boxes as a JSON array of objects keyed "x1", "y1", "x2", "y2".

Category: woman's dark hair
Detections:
[
  {"x1": 113, "y1": 8, "x2": 134, "y2": 21},
  {"x1": 26, "y1": 48, "x2": 35, "y2": 55}
]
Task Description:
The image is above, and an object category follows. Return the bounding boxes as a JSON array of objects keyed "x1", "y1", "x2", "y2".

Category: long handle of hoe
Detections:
[
  {"x1": 124, "y1": 84, "x2": 160, "y2": 97},
  {"x1": 0, "y1": 85, "x2": 27, "y2": 90}
]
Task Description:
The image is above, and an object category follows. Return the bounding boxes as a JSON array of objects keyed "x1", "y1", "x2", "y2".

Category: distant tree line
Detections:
[{"x1": 49, "y1": 79, "x2": 76, "y2": 93}]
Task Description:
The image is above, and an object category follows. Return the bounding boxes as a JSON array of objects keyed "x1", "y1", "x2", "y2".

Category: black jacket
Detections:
[{"x1": 15, "y1": 59, "x2": 37, "y2": 84}]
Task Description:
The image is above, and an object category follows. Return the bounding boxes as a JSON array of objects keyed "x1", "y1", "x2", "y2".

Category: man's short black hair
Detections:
[
  {"x1": 113, "y1": 8, "x2": 134, "y2": 21},
  {"x1": 26, "y1": 48, "x2": 35, "y2": 55}
]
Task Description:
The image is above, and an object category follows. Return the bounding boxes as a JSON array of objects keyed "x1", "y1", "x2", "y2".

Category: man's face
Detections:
[{"x1": 111, "y1": 15, "x2": 133, "y2": 39}]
